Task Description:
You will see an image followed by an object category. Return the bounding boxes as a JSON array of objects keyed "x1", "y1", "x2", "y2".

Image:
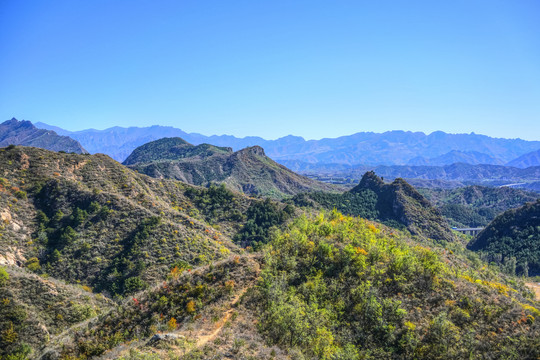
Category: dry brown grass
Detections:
[{"x1": 526, "y1": 282, "x2": 540, "y2": 300}]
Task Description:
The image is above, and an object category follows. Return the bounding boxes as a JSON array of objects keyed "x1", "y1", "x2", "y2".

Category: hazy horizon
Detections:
[
  {"x1": 2, "y1": 1, "x2": 539, "y2": 141},
  {"x1": 26, "y1": 118, "x2": 538, "y2": 143}
]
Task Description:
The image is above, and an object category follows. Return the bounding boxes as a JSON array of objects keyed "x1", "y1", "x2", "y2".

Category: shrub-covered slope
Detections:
[
  {"x1": 125, "y1": 137, "x2": 341, "y2": 199},
  {"x1": 39, "y1": 255, "x2": 261, "y2": 359},
  {"x1": 39, "y1": 212, "x2": 540, "y2": 360},
  {"x1": 254, "y1": 212, "x2": 539, "y2": 359},
  {"x1": 420, "y1": 185, "x2": 539, "y2": 227},
  {"x1": 123, "y1": 137, "x2": 232, "y2": 165},
  {"x1": 292, "y1": 171, "x2": 456, "y2": 242},
  {"x1": 0, "y1": 119, "x2": 87, "y2": 154},
  {"x1": 0, "y1": 145, "x2": 252, "y2": 299},
  {"x1": 0, "y1": 266, "x2": 113, "y2": 359},
  {"x1": 1, "y1": 145, "x2": 539, "y2": 360},
  {"x1": 468, "y1": 199, "x2": 540, "y2": 276}
]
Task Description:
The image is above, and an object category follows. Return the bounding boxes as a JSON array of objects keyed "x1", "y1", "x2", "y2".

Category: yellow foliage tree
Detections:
[
  {"x1": 1, "y1": 322, "x2": 17, "y2": 343},
  {"x1": 186, "y1": 300, "x2": 196, "y2": 313},
  {"x1": 167, "y1": 317, "x2": 177, "y2": 331}
]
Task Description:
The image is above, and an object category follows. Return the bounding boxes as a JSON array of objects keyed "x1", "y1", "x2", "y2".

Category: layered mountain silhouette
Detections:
[
  {"x1": 408, "y1": 150, "x2": 504, "y2": 166},
  {"x1": 124, "y1": 137, "x2": 340, "y2": 198},
  {"x1": 1, "y1": 118, "x2": 86, "y2": 153},
  {"x1": 421, "y1": 185, "x2": 539, "y2": 227},
  {"x1": 303, "y1": 163, "x2": 540, "y2": 191},
  {"x1": 34, "y1": 122, "x2": 540, "y2": 165},
  {"x1": 506, "y1": 149, "x2": 540, "y2": 168}
]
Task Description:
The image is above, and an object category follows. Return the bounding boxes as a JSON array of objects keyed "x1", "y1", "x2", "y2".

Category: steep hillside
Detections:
[
  {"x1": 1, "y1": 145, "x2": 539, "y2": 359},
  {"x1": 252, "y1": 213, "x2": 539, "y2": 359},
  {"x1": 468, "y1": 199, "x2": 540, "y2": 276},
  {"x1": 125, "y1": 137, "x2": 341, "y2": 199},
  {"x1": 420, "y1": 186, "x2": 539, "y2": 227},
  {"x1": 0, "y1": 266, "x2": 113, "y2": 359},
  {"x1": 38, "y1": 255, "x2": 262, "y2": 359},
  {"x1": 1, "y1": 118, "x2": 87, "y2": 154},
  {"x1": 40, "y1": 212, "x2": 540, "y2": 359},
  {"x1": 292, "y1": 172, "x2": 455, "y2": 242},
  {"x1": 0, "y1": 145, "x2": 252, "y2": 300},
  {"x1": 507, "y1": 149, "x2": 540, "y2": 168},
  {"x1": 0, "y1": 145, "x2": 301, "y2": 358}
]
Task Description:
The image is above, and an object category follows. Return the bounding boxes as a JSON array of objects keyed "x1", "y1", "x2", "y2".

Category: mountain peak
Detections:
[
  {"x1": 3, "y1": 118, "x2": 33, "y2": 129},
  {"x1": 348, "y1": 171, "x2": 454, "y2": 242},
  {"x1": 0, "y1": 118, "x2": 87, "y2": 153},
  {"x1": 123, "y1": 137, "x2": 232, "y2": 165},
  {"x1": 351, "y1": 171, "x2": 385, "y2": 193},
  {"x1": 127, "y1": 141, "x2": 339, "y2": 198},
  {"x1": 237, "y1": 145, "x2": 266, "y2": 157}
]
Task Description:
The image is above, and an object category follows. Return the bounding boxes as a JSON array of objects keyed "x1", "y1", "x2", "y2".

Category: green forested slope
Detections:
[
  {"x1": 420, "y1": 185, "x2": 539, "y2": 227},
  {"x1": 37, "y1": 211, "x2": 540, "y2": 360},
  {"x1": 0, "y1": 146, "x2": 247, "y2": 300},
  {"x1": 255, "y1": 212, "x2": 539, "y2": 359},
  {"x1": 291, "y1": 171, "x2": 455, "y2": 243},
  {"x1": 1, "y1": 145, "x2": 539, "y2": 360},
  {"x1": 468, "y1": 199, "x2": 540, "y2": 276},
  {"x1": 123, "y1": 137, "x2": 232, "y2": 165},
  {"x1": 125, "y1": 137, "x2": 341, "y2": 199}
]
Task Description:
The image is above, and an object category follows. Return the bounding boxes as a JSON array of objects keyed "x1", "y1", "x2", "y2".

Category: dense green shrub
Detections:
[
  {"x1": 255, "y1": 210, "x2": 540, "y2": 359},
  {"x1": 185, "y1": 183, "x2": 244, "y2": 222},
  {"x1": 292, "y1": 189, "x2": 379, "y2": 221},
  {"x1": 0, "y1": 267, "x2": 9, "y2": 286},
  {"x1": 468, "y1": 199, "x2": 540, "y2": 276},
  {"x1": 234, "y1": 198, "x2": 294, "y2": 248}
]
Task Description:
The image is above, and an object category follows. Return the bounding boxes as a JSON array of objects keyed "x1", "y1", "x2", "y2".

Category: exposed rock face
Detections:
[
  {"x1": 147, "y1": 333, "x2": 185, "y2": 345},
  {"x1": 0, "y1": 247, "x2": 26, "y2": 266}
]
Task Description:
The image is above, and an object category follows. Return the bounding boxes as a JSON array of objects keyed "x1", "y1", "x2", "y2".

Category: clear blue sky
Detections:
[{"x1": 1, "y1": 0, "x2": 539, "y2": 140}]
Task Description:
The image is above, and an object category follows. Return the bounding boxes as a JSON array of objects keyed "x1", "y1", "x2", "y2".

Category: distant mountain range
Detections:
[
  {"x1": 34, "y1": 121, "x2": 540, "y2": 167},
  {"x1": 419, "y1": 185, "x2": 539, "y2": 227},
  {"x1": 1, "y1": 118, "x2": 86, "y2": 154},
  {"x1": 407, "y1": 150, "x2": 504, "y2": 166},
  {"x1": 507, "y1": 149, "x2": 540, "y2": 168},
  {"x1": 125, "y1": 137, "x2": 341, "y2": 198},
  {"x1": 303, "y1": 163, "x2": 540, "y2": 192}
]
